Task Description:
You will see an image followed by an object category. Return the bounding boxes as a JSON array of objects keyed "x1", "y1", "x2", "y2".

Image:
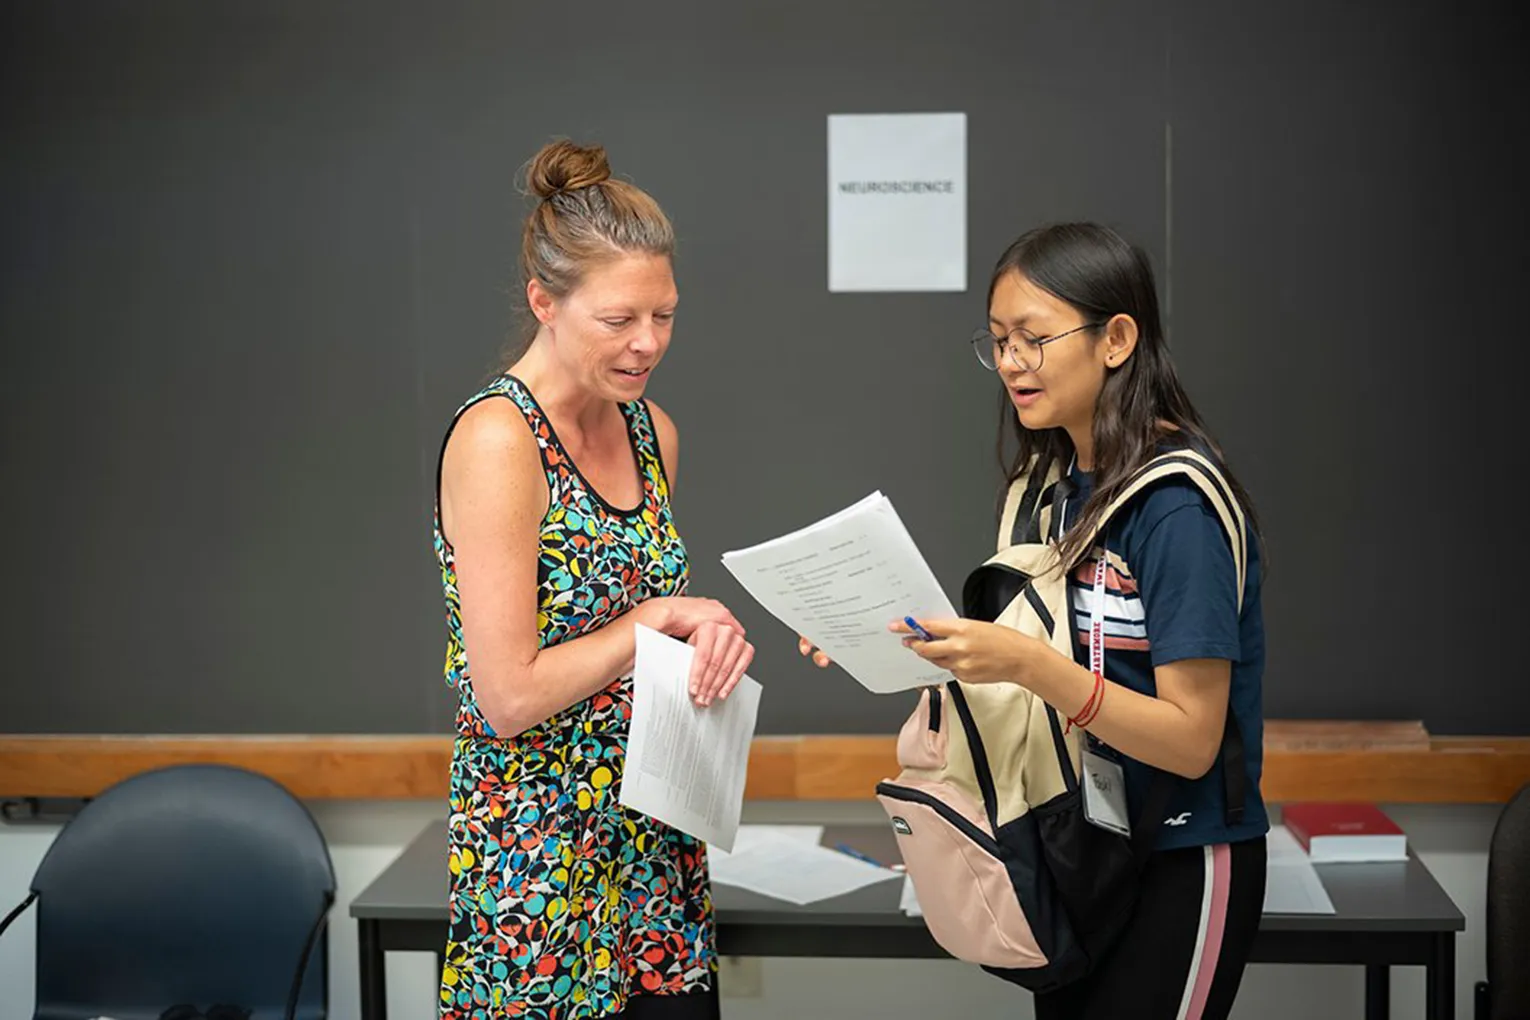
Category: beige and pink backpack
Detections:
[{"x1": 876, "y1": 448, "x2": 1250, "y2": 992}]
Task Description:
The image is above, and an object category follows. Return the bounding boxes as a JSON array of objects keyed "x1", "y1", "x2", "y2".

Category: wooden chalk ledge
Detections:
[{"x1": 0, "y1": 722, "x2": 1527, "y2": 804}]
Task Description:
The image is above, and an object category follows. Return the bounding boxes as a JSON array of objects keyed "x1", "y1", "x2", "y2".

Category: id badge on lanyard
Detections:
[{"x1": 1061, "y1": 482, "x2": 1132, "y2": 837}]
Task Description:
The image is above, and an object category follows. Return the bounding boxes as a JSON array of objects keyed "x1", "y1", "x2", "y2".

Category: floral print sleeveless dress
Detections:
[{"x1": 433, "y1": 374, "x2": 715, "y2": 1018}]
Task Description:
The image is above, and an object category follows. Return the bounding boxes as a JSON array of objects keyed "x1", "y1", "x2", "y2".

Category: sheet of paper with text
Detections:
[
  {"x1": 619, "y1": 625, "x2": 761, "y2": 853},
  {"x1": 722, "y1": 491, "x2": 955, "y2": 693}
]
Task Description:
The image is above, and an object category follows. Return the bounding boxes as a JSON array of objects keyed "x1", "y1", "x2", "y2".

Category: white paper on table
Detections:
[
  {"x1": 828, "y1": 112, "x2": 966, "y2": 293},
  {"x1": 1262, "y1": 825, "x2": 1337, "y2": 914},
  {"x1": 707, "y1": 824, "x2": 825, "y2": 864},
  {"x1": 721, "y1": 491, "x2": 956, "y2": 694},
  {"x1": 899, "y1": 875, "x2": 922, "y2": 917},
  {"x1": 708, "y1": 831, "x2": 900, "y2": 905},
  {"x1": 618, "y1": 625, "x2": 762, "y2": 854},
  {"x1": 1266, "y1": 824, "x2": 1312, "y2": 866}
]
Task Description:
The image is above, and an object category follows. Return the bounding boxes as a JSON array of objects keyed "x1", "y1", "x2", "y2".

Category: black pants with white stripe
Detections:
[{"x1": 1035, "y1": 836, "x2": 1268, "y2": 1020}]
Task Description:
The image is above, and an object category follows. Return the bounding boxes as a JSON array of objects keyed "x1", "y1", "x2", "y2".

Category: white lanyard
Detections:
[
  {"x1": 1089, "y1": 546, "x2": 1108, "y2": 682},
  {"x1": 1080, "y1": 546, "x2": 1129, "y2": 834},
  {"x1": 1056, "y1": 456, "x2": 1108, "y2": 683}
]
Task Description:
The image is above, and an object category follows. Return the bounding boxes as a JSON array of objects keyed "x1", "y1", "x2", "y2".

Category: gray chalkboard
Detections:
[{"x1": 2, "y1": 0, "x2": 1525, "y2": 736}]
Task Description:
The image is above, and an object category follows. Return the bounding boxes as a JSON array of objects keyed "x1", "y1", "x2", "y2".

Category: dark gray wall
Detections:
[{"x1": 2, "y1": 0, "x2": 1525, "y2": 736}]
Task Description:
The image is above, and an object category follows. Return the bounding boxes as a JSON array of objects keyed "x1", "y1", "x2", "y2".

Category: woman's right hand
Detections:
[
  {"x1": 634, "y1": 597, "x2": 754, "y2": 708},
  {"x1": 798, "y1": 635, "x2": 832, "y2": 668}
]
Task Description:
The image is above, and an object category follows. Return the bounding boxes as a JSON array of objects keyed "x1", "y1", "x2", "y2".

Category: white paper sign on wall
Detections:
[{"x1": 827, "y1": 112, "x2": 967, "y2": 293}]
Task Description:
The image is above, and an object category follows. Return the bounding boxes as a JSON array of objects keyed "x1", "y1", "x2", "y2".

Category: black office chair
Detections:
[
  {"x1": 0, "y1": 763, "x2": 335, "y2": 1020},
  {"x1": 1476, "y1": 780, "x2": 1530, "y2": 1020}
]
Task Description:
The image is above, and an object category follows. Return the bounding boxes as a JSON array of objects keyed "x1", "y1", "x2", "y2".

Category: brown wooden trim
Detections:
[
  {"x1": 1261, "y1": 736, "x2": 1530, "y2": 804},
  {"x1": 0, "y1": 735, "x2": 455, "y2": 801},
  {"x1": 742, "y1": 736, "x2": 799, "y2": 800},
  {"x1": 2, "y1": 732, "x2": 1528, "y2": 803},
  {"x1": 775, "y1": 735, "x2": 1530, "y2": 804}
]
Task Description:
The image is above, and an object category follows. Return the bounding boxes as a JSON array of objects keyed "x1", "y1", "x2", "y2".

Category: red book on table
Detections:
[{"x1": 1281, "y1": 803, "x2": 1408, "y2": 863}]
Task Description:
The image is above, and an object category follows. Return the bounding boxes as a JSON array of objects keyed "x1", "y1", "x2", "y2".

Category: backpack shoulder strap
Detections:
[
  {"x1": 1075, "y1": 448, "x2": 1249, "y2": 612},
  {"x1": 997, "y1": 457, "x2": 1064, "y2": 552}
]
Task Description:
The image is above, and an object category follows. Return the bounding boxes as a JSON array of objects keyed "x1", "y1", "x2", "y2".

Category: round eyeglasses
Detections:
[{"x1": 969, "y1": 322, "x2": 1106, "y2": 372}]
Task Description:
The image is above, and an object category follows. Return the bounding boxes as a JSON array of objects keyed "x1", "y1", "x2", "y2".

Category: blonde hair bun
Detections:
[{"x1": 526, "y1": 139, "x2": 612, "y2": 200}]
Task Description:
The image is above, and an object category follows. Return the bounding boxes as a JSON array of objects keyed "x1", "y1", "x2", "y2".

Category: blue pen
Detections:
[
  {"x1": 904, "y1": 616, "x2": 936, "y2": 642},
  {"x1": 834, "y1": 843, "x2": 885, "y2": 868}
]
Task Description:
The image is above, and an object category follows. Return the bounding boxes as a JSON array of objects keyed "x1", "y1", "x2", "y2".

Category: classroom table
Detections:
[{"x1": 351, "y1": 820, "x2": 1463, "y2": 1020}]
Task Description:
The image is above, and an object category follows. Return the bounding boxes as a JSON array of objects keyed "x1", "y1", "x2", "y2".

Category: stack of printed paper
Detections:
[
  {"x1": 722, "y1": 491, "x2": 956, "y2": 694},
  {"x1": 618, "y1": 626, "x2": 762, "y2": 853}
]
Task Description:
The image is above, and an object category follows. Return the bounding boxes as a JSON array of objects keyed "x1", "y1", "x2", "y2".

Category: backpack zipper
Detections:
[{"x1": 876, "y1": 781, "x2": 1002, "y2": 856}]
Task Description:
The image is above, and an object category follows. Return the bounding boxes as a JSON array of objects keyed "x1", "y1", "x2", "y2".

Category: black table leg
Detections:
[
  {"x1": 1366, "y1": 965, "x2": 1390, "y2": 1020},
  {"x1": 1427, "y1": 933, "x2": 1456, "y2": 1020},
  {"x1": 359, "y1": 917, "x2": 388, "y2": 1020}
]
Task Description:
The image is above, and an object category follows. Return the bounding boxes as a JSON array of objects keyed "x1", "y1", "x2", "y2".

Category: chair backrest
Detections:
[
  {"x1": 29, "y1": 763, "x2": 334, "y2": 1020},
  {"x1": 1487, "y1": 780, "x2": 1530, "y2": 1020}
]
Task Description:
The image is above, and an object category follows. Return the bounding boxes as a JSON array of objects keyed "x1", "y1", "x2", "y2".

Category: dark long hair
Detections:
[{"x1": 991, "y1": 223, "x2": 1260, "y2": 567}]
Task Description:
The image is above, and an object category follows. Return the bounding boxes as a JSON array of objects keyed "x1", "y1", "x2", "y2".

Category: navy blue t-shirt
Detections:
[{"x1": 1060, "y1": 456, "x2": 1268, "y2": 851}]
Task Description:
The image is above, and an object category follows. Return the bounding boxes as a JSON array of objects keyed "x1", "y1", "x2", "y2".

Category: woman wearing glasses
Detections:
[{"x1": 803, "y1": 223, "x2": 1269, "y2": 1020}]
